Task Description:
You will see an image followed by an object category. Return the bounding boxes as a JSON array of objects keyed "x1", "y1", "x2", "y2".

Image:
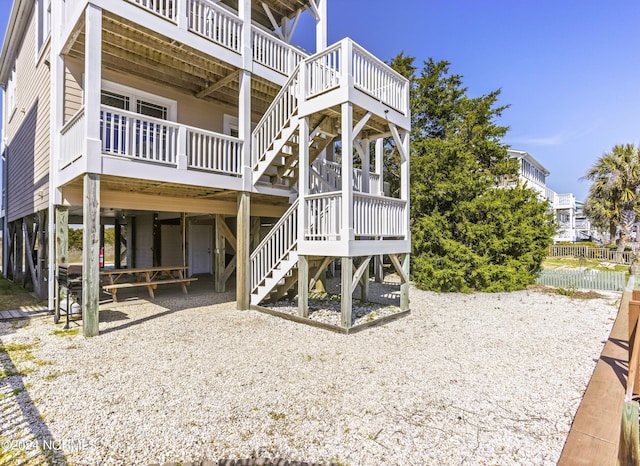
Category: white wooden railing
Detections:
[
  {"x1": 311, "y1": 159, "x2": 382, "y2": 194},
  {"x1": 309, "y1": 165, "x2": 339, "y2": 194},
  {"x1": 353, "y1": 168, "x2": 382, "y2": 194},
  {"x1": 351, "y1": 42, "x2": 408, "y2": 114},
  {"x1": 252, "y1": 26, "x2": 307, "y2": 75},
  {"x1": 60, "y1": 107, "x2": 85, "y2": 167},
  {"x1": 128, "y1": 0, "x2": 177, "y2": 22},
  {"x1": 252, "y1": 65, "x2": 300, "y2": 167},
  {"x1": 250, "y1": 200, "x2": 298, "y2": 293},
  {"x1": 305, "y1": 43, "x2": 341, "y2": 98},
  {"x1": 353, "y1": 193, "x2": 407, "y2": 237},
  {"x1": 189, "y1": 0, "x2": 242, "y2": 52},
  {"x1": 304, "y1": 192, "x2": 341, "y2": 240},
  {"x1": 303, "y1": 39, "x2": 409, "y2": 115},
  {"x1": 101, "y1": 106, "x2": 179, "y2": 165},
  {"x1": 187, "y1": 128, "x2": 242, "y2": 175},
  {"x1": 99, "y1": 105, "x2": 241, "y2": 174}
]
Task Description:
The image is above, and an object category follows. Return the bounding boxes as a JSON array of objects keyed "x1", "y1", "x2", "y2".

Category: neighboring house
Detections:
[
  {"x1": 0, "y1": 0, "x2": 411, "y2": 336},
  {"x1": 507, "y1": 149, "x2": 592, "y2": 243}
]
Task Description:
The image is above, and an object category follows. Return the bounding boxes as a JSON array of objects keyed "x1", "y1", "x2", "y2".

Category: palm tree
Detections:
[{"x1": 583, "y1": 144, "x2": 640, "y2": 249}]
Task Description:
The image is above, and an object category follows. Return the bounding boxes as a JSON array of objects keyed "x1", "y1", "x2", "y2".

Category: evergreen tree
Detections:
[{"x1": 389, "y1": 55, "x2": 555, "y2": 292}]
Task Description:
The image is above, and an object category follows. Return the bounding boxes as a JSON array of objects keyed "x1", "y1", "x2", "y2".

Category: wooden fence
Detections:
[
  {"x1": 550, "y1": 245, "x2": 634, "y2": 265},
  {"x1": 536, "y1": 269, "x2": 626, "y2": 291}
]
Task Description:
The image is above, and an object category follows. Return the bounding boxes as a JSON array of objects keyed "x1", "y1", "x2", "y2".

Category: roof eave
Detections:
[{"x1": 0, "y1": 0, "x2": 32, "y2": 88}]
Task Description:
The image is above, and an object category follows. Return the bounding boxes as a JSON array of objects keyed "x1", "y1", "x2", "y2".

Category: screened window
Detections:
[
  {"x1": 137, "y1": 100, "x2": 167, "y2": 120},
  {"x1": 101, "y1": 90, "x2": 130, "y2": 110}
]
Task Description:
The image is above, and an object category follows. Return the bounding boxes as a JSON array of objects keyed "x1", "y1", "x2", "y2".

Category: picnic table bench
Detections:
[{"x1": 101, "y1": 266, "x2": 197, "y2": 302}]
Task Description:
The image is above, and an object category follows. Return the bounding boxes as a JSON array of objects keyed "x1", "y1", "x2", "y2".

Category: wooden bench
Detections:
[
  {"x1": 102, "y1": 277, "x2": 197, "y2": 302},
  {"x1": 101, "y1": 266, "x2": 197, "y2": 303}
]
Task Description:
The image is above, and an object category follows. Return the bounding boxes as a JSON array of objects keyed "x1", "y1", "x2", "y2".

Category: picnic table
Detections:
[{"x1": 100, "y1": 266, "x2": 197, "y2": 302}]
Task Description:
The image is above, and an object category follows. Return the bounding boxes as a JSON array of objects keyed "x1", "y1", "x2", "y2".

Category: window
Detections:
[
  {"x1": 99, "y1": 83, "x2": 175, "y2": 159},
  {"x1": 36, "y1": 0, "x2": 51, "y2": 54},
  {"x1": 137, "y1": 100, "x2": 167, "y2": 120},
  {"x1": 101, "y1": 90, "x2": 130, "y2": 111}
]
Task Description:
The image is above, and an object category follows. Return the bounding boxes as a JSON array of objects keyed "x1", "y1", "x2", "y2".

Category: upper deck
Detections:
[{"x1": 61, "y1": 0, "x2": 316, "y2": 88}]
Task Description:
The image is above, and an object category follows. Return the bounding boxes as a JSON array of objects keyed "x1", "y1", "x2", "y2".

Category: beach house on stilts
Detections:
[{"x1": 0, "y1": 0, "x2": 411, "y2": 336}]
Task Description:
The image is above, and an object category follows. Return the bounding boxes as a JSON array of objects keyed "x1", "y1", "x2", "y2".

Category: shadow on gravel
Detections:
[
  {"x1": 98, "y1": 284, "x2": 236, "y2": 336},
  {"x1": 0, "y1": 325, "x2": 67, "y2": 465}
]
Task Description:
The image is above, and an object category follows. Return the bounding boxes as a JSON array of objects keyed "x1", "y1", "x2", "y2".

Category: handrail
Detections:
[
  {"x1": 127, "y1": 0, "x2": 177, "y2": 22},
  {"x1": 61, "y1": 106, "x2": 85, "y2": 134},
  {"x1": 304, "y1": 192, "x2": 341, "y2": 240},
  {"x1": 304, "y1": 42, "x2": 342, "y2": 98},
  {"x1": 251, "y1": 63, "x2": 301, "y2": 168},
  {"x1": 189, "y1": 0, "x2": 243, "y2": 52},
  {"x1": 251, "y1": 25, "x2": 308, "y2": 75},
  {"x1": 250, "y1": 200, "x2": 298, "y2": 292},
  {"x1": 309, "y1": 165, "x2": 338, "y2": 194}
]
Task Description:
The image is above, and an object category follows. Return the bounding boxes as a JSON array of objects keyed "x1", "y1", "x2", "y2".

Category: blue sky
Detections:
[{"x1": 1, "y1": 0, "x2": 638, "y2": 201}]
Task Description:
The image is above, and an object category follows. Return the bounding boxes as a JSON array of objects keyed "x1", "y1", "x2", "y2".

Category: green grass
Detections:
[
  {"x1": 543, "y1": 257, "x2": 629, "y2": 274},
  {"x1": 0, "y1": 275, "x2": 47, "y2": 311},
  {"x1": 50, "y1": 328, "x2": 79, "y2": 337}
]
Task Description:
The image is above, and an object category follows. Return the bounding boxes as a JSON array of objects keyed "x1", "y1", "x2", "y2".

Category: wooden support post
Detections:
[
  {"x1": 314, "y1": 0, "x2": 327, "y2": 52},
  {"x1": 114, "y1": 219, "x2": 122, "y2": 269},
  {"x1": 374, "y1": 138, "x2": 384, "y2": 196},
  {"x1": 341, "y1": 103, "x2": 354, "y2": 241},
  {"x1": 182, "y1": 213, "x2": 187, "y2": 268},
  {"x1": 37, "y1": 211, "x2": 47, "y2": 298},
  {"x1": 6, "y1": 223, "x2": 15, "y2": 280},
  {"x1": 341, "y1": 257, "x2": 352, "y2": 328},
  {"x1": 360, "y1": 257, "x2": 370, "y2": 303},
  {"x1": 82, "y1": 173, "x2": 100, "y2": 337},
  {"x1": 1, "y1": 216, "x2": 6, "y2": 276},
  {"x1": 22, "y1": 218, "x2": 39, "y2": 294},
  {"x1": 298, "y1": 255, "x2": 309, "y2": 318},
  {"x1": 215, "y1": 215, "x2": 226, "y2": 293},
  {"x1": 236, "y1": 192, "x2": 250, "y2": 310},
  {"x1": 401, "y1": 253, "x2": 410, "y2": 311},
  {"x1": 152, "y1": 213, "x2": 160, "y2": 267},
  {"x1": 374, "y1": 255, "x2": 384, "y2": 283},
  {"x1": 16, "y1": 219, "x2": 24, "y2": 286},
  {"x1": 129, "y1": 216, "x2": 136, "y2": 268},
  {"x1": 619, "y1": 400, "x2": 640, "y2": 465},
  {"x1": 54, "y1": 206, "x2": 69, "y2": 322}
]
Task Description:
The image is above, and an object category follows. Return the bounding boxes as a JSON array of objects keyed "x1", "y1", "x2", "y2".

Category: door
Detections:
[
  {"x1": 161, "y1": 224, "x2": 182, "y2": 266},
  {"x1": 189, "y1": 224, "x2": 212, "y2": 275}
]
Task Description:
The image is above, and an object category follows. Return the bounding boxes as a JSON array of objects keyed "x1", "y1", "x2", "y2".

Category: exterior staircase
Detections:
[
  {"x1": 249, "y1": 39, "x2": 410, "y2": 306},
  {"x1": 250, "y1": 200, "x2": 298, "y2": 305}
]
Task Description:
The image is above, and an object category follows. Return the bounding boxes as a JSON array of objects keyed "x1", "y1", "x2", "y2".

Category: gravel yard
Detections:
[{"x1": 0, "y1": 282, "x2": 619, "y2": 465}]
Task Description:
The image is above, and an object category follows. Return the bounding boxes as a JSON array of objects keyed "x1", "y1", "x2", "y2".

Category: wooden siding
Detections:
[
  {"x1": 5, "y1": 4, "x2": 51, "y2": 222},
  {"x1": 64, "y1": 57, "x2": 83, "y2": 124}
]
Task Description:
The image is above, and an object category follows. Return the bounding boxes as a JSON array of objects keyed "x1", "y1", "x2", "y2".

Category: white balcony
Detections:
[
  {"x1": 303, "y1": 191, "x2": 407, "y2": 241},
  {"x1": 99, "y1": 0, "x2": 309, "y2": 78},
  {"x1": 60, "y1": 105, "x2": 243, "y2": 182}
]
